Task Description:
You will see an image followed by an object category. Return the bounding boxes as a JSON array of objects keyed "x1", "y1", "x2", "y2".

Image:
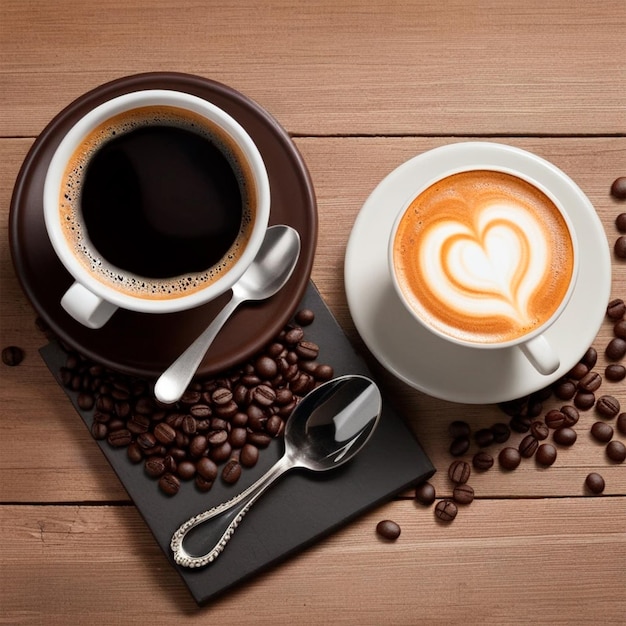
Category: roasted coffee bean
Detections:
[
  {"x1": 196, "y1": 457, "x2": 218, "y2": 481},
  {"x1": 136, "y1": 432, "x2": 157, "y2": 451},
  {"x1": 239, "y1": 443, "x2": 259, "y2": 468},
  {"x1": 617, "y1": 214, "x2": 626, "y2": 232},
  {"x1": 449, "y1": 420, "x2": 471, "y2": 439},
  {"x1": 519, "y1": 435, "x2": 539, "y2": 458},
  {"x1": 255, "y1": 355, "x2": 278, "y2": 379},
  {"x1": 499, "y1": 398, "x2": 527, "y2": 417},
  {"x1": 474, "y1": 428, "x2": 494, "y2": 448},
  {"x1": 567, "y1": 362, "x2": 589, "y2": 380},
  {"x1": 560, "y1": 405, "x2": 580, "y2": 427},
  {"x1": 614, "y1": 320, "x2": 626, "y2": 340},
  {"x1": 159, "y1": 473, "x2": 180, "y2": 496},
  {"x1": 596, "y1": 395, "x2": 620, "y2": 418},
  {"x1": 107, "y1": 428, "x2": 132, "y2": 447},
  {"x1": 189, "y1": 435, "x2": 208, "y2": 457},
  {"x1": 315, "y1": 364, "x2": 334, "y2": 381},
  {"x1": 3, "y1": 345, "x2": 25, "y2": 366},
  {"x1": 211, "y1": 387, "x2": 233, "y2": 405},
  {"x1": 509, "y1": 415, "x2": 531, "y2": 433},
  {"x1": 415, "y1": 481, "x2": 436, "y2": 505},
  {"x1": 93, "y1": 410, "x2": 111, "y2": 424},
  {"x1": 453, "y1": 484, "x2": 474, "y2": 505},
  {"x1": 606, "y1": 338, "x2": 626, "y2": 360},
  {"x1": 252, "y1": 384, "x2": 276, "y2": 407},
  {"x1": 606, "y1": 440, "x2": 626, "y2": 463},
  {"x1": 91, "y1": 421, "x2": 108, "y2": 440},
  {"x1": 617, "y1": 412, "x2": 626, "y2": 436},
  {"x1": 607, "y1": 299, "x2": 626, "y2": 320},
  {"x1": 472, "y1": 451, "x2": 494, "y2": 471},
  {"x1": 545, "y1": 409, "x2": 566, "y2": 429},
  {"x1": 195, "y1": 476, "x2": 214, "y2": 492},
  {"x1": 295, "y1": 340, "x2": 319, "y2": 360},
  {"x1": 578, "y1": 371, "x2": 602, "y2": 393},
  {"x1": 553, "y1": 379, "x2": 576, "y2": 400},
  {"x1": 127, "y1": 442, "x2": 143, "y2": 463},
  {"x1": 530, "y1": 420, "x2": 549, "y2": 440},
  {"x1": 207, "y1": 429, "x2": 229, "y2": 446},
  {"x1": 580, "y1": 347, "x2": 598, "y2": 369},
  {"x1": 290, "y1": 372, "x2": 314, "y2": 395},
  {"x1": 376, "y1": 520, "x2": 401, "y2": 540},
  {"x1": 448, "y1": 460, "x2": 471, "y2": 484},
  {"x1": 266, "y1": 415, "x2": 283, "y2": 437},
  {"x1": 536, "y1": 443, "x2": 557, "y2": 466},
  {"x1": 127, "y1": 413, "x2": 150, "y2": 434},
  {"x1": 585, "y1": 472, "x2": 605, "y2": 494},
  {"x1": 435, "y1": 499, "x2": 458, "y2": 522},
  {"x1": 615, "y1": 236, "x2": 626, "y2": 259},
  {"x1": 210, "y1": 441, "x2": 233, "y2": 462},
  {"x1": 574, "y1": 391, "x2": 596, "y2": 411},
  {"x1": 177, "y1": 460, "x2": 196, "y2": 480},
  {"x1": 229, "y1": 427, "x2": 248, "y2": 448},
  {"x1": 553, "y1": 427, "x2": 577, "y2": 447},
  {"x1": 605, "y1": 364, "x2": 626, "y2": 382},
  {"x1": 295, "y1": 309, "x2": 315, "y2": 326},
  {"x1": 490, "y1": 422, "x2": 511, "y2": 444},
  {"x1": 222, "y1": 459, "x2": 242, "y2": 484},
  {"x1": 153, "y1": 422, "x2": 176, "y2": 445},
  {"x1": 145, "y1": 457, "x2": 166, "y2": 478},
  {"x1": 181, "y1": 414, "x2": 197, "y2": 435},
  {"x1": 246, "y1": 431, "x2": 271, "y2": 448},
  {"x1": 189, "y1": 403, "x2": 211, "y2": 418},
  {"x1": 611, "y1": 176, "x2": 626, "y2": 200},
  {"x1": 590, "y1": 421, "x2": 614, "y2": 443},
  {"x1": 284, "y1": 327, "x2": 304, "y2": 345},
  {"x1": 76, "y1": 392, "x2": 95, "y2": 410},
  {"x1": 499, "y1": 447, "x2": 521, "y2": 470}
]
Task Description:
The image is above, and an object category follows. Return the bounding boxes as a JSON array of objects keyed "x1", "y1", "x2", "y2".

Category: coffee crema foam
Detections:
[
  {"x1": 59, "y1": 105, "x2": 256, "y2": 300},
  {"x1": 393, "y1": 170, "x2": 574, "y2": 344}
]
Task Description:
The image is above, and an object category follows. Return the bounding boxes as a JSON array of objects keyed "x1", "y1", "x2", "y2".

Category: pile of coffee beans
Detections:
[{"x1": 57, "y1": 309, "x2": 335, "y2": 496}]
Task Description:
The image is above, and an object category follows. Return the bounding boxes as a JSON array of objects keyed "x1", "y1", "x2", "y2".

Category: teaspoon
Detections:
[
  {"x1": 170, "y1": 374, "x2": 382, "y2": 568},
  {"x1": 154, "y1": 225, "x2": 301, "y2": 405}
]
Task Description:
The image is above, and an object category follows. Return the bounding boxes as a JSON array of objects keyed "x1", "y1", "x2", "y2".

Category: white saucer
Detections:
[{"x1": 344, "y1": 142, "x2": 611, "y2": 404}]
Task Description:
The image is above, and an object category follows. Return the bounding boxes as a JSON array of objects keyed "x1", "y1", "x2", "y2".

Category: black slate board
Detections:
[{"x1": 41, "y1": 281, "x2": 434, "y2": 605}]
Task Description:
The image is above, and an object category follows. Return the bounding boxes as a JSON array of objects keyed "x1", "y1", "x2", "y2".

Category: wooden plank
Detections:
[
  {"x1": 1, "y1": 499, "x2": 625, "y2": 623},
  {"x1": 1, "y1": 0, "x2": 624, "y2": 137}
]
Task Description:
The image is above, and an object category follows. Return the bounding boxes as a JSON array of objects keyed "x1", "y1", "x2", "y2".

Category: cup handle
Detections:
[
  {"x1": 61, "y1": 282, "x2": 118, "y2": 329},
  {"x1": 518, "y1": 334, "x2": 560, "y2": 375}
]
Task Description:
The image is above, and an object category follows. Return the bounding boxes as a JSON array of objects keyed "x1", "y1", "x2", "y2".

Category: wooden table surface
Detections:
[{"x1": 2, "y1": 1, "x2": 625, "y2": 623}]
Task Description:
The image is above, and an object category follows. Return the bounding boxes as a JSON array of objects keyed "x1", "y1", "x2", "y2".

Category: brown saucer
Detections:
[{"x1": 9, "y1": 73, "x2": 317, "y2": 379}]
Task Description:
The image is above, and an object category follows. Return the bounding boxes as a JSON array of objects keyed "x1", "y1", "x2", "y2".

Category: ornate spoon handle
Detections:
[{"x1": 171, "y1": 455, "x2": 292, "y2": 568}]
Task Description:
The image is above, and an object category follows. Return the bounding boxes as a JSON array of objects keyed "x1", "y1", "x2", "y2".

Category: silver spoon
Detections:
[
  {"x1": 170, "y1": 374, "x2": 382, "y2": 568},
  {"x1": 154, "y1": 225, "x2": 301, "y2": 405}
]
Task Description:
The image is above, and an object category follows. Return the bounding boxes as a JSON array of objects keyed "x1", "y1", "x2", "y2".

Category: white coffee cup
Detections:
[
  {"x1": 388, "y1": 144, "x2": 579, "y2": 376},
  {"x1": 43, "y1": 89, "x2": 271, "y2": 329}
]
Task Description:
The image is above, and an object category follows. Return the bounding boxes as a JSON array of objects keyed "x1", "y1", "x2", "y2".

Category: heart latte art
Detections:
[{"x1": 393, "y1": 170, "x2": 575, "y2": 344}]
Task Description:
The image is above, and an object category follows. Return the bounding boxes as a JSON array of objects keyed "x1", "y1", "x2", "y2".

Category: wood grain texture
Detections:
[{"x1": 2, "y1": 0, "x2": 626, "y2": 622}]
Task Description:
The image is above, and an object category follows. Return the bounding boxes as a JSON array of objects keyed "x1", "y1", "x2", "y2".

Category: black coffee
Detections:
[
  {"x1": 82, "y1": 124, "x2": 242, "y2": 278},
  {"x1": 60, "y1": 105, "x2": 256, "y2": 299}
]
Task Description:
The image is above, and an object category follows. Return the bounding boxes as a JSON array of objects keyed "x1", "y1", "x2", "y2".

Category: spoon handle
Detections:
[
  {"x1": 154, "y1": 293, "x2": 242, "y2": 404},
  {"x1": 171, "y1": 455, "x2": 292, "y2": 568}
]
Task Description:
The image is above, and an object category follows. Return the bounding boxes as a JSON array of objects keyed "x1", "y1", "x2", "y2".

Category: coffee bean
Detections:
[
  {"x1": 295, "y1": 309, "x2": 315, "y2": 326},
  {"x1": 567, "y1": 362, "x2": 589, "y2": 380},
  {"x1": 617, "y1": 213, "x2": 626, "y2": 232},
  {"x1": 107, "y1": 428, "x2": 132, "y2": 447},
  {"x1": 77, "y1": 392, "x2": 95, "y2": 411},
  {"x1": 611, "y1": 176, "x2": 626, "y2": 200},
  {"x1": 607, "y1": 299, "x2": 626, "y2": 320},
  {"x1": 490, "y1": 422, "x2": 511, "y2": 444},
  {"x1": 222, "y1": 459, "x2": 242, "y2": 484},
  {"x1": 127, "y1": 442, "x2": 143, "y2": 463},
  {"x1": 2, "y1": 345, "x2": 24, "y2": 366},
  {"x1": 376, "y1": 519, "x2": 401, "y2": 540},
  {"x1": 606, "y1": 440, "x2": 626, "y2": 463},
  {"x1": 560, "y1": 405, "x2": 580, "y2": 427},
  {"x1": 145, "y1": 457, "x2": 166, "y2": 478},
  {"x1": 553, "y1": 379, "x2": 576, "y2": 400},
  {"x1": 580, "y1": 347, "x2": 598, "y2": 369},
  {"x1": 615, "y1": 236, "x2": 626, "y2": 259},
  {"x1": 284, "y1": 327, "x2": 304, "y2": 345},
  {"x1": 536, "y1": 443, "x2": 557, "y2": 466},
  {"x1": 585, "y1": 472, "x2": 605, "y2": 494},
  {"x1": 255, "y1": 355, "x2": 278, "y2": 380},
  {"x1": 519, "y1": 435, "x2": 539, "y2": 458},
  {"x1": 434, "y1": 499, "x2": 458, "y2": 522},
  {"x1": 553, "y1": 427, "x2": 576, "y2": 446},
  {"x1": 153, "y1": 422, "x2": 176, "y2": 445},
  {"x1": 498, "y1": 447, "x2": 521, "y2": 470},
  {"x1": 295, "y1": 340, "x2": 319, "y2": 360},
  {"x1": 159, "y1": 473, "x2": 180, "y2": 496},
  {"x1": 617, "y1": 413, "x2": 626, "y2": 436},
  {"x1": 606, "y1": 337, "x2": 626, "y2": 360},
  {"x1": 314, "y1": 364, "x2": 334, "y2": 381},
  {"x1": 448, "y1": 460, "x2": 471, "y2": 484},
  {"x1": 239, "y1": 443, "x2": 259, "y2": 468},
  {"x1": 596, "y1": 395, "x2": 620, "y2": 418},
  {"x1": 448, "y1": 435, "x2": 469, "y2": 457},
  {"x1": 605, "y1": 364, "x2": 626, "y2": 382},
  {"x1": 472, "y1": 451, "x2": 494, "y2": 471},
  {"x1": 449, "y1": 419, "x2": 471, "y2": 438},
  {"x1": 474, "y1": 428, "x2": 494, "y2": 448},
  {"x1": 530, "y1": 420, "x2": 549, "y2": 440},
  {"x1": 415, "y1": 481, "x2": 436, "y2": 505},
  {"x1": 91, "y1": 421, "x2": 108, "y2": 440},
  {"x1": 578, "y1": 371, "x2": 602, "y2": 393},
  {"x1": 574, "y1": 391, "x2": 596, "y2": 411},
  {"x1": 614, "y1": 320, "x2": 626, "y2": 340},
  {"x1": 196, "y1": 457, "x2": 218, "y2": 481},
  {"x1": 545, "y1": 409, "x2": 566, "y2": 429},
  {"x1": 590, "y1": 421, "x2": 614, "y2": 443},
  {"x1": 177, "y1": 460, "x2": 196, "y2": 481},
  {"x1": 509, "y1": 415, "x2": 531, "y2": 433},
  {"x1": 453, "y1": 484, "x2": 474, "y2": 505}
]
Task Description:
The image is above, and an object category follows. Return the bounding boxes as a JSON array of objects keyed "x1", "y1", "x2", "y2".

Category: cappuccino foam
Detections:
[
  {"x1": 59, "y1": 105, "x2": 256, "y2": 300},
  {"x1": 393, "y1": 170, "x2": 574, "y2": 344}
]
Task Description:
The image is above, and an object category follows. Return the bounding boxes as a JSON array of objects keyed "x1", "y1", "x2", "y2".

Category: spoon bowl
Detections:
[{"x1": 171, "y1": 375, "x2": 382, "y2": 568}]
